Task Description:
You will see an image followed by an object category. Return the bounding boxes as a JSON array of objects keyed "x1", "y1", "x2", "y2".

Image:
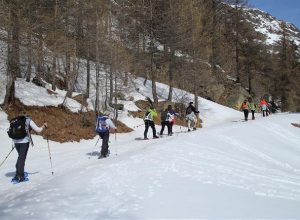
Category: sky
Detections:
[{"x1": 248, "y1": 0, "x2": 300, "y2": 29}]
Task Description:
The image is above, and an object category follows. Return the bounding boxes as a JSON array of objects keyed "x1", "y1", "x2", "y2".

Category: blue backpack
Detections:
[{"x1": 96, "y1": 116, "x2": 109, "y2": 133}]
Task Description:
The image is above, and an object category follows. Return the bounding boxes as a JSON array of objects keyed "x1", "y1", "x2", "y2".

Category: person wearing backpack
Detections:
[
  {"x1": 143, "y1": 106, "x2": 159, "y2": 140},
  {"x1": 166, "y1": 105, "x2": 179, "y2": 136},
  {"x1": 259, "y1": 98, "x2": 269, "y2": 117},
  {"x1": 8, "y1": 113, "x2": 47, "y2": 183},
  {"x1": 240, "y1": 99, "x2": 249, "y2": 121},
  {"x1": 185, "y1": 102, "x2": 199, "y2": 132},
  {"x1": 248, "y1": 98, "x2": 257, "y2": 120},
  {"x1": 159, "y1": 108, "x2": 169, "y2": 136},
  {"x1": 95, "y1": 111, "x2": 117, "y2": 159}
]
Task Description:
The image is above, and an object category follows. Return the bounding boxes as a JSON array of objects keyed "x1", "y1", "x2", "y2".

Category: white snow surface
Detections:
[{"x1": 1, "y1": 77, "x2": 300, "y2": 219}]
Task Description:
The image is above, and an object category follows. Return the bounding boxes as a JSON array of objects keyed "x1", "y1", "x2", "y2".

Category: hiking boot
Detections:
[
  {"x1": 193, "y1": 127, "x2": 196, "y2": 131},
  {"x1": 188, "y1": 129, "x2": 191, "y2": 132},
  {"x1": 153, "y1": 136, "x2": 159, "y2": 139},
  {"x1": 144, "y1": 137, "x2": 149, "y2": 140}
]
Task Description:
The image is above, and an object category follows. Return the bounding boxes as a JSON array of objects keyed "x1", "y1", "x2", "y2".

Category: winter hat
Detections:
[{"x1": 189, "y1": 102, "x2": 193, "y2": 105}]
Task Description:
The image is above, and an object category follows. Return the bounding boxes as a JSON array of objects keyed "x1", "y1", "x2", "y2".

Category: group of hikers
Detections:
[
  {"x1": 5, "y1": 96, "x2": 278, "y2": 183},
  {"x1": 143, "y1": 102, "x2": 199, "y2": 140},
  {"x1": 240, "y1": 97, "x2": 278, "y2": 121},
  {"x1": 5, "y1": 101, "x2": 200, "y2": 183}
]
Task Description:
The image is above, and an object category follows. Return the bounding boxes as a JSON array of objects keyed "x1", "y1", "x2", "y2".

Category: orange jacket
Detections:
[
  {"x1": 259, "y1": 100, "x2": 267, "y2": 107},
  {"x1": 241, "y1": 102, "x2": 248, "y2": 110}
]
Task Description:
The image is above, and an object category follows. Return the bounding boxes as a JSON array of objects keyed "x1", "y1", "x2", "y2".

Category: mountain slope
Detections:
[{"x1": 244, "y1": 7, "x2": 300, "y2": 46}]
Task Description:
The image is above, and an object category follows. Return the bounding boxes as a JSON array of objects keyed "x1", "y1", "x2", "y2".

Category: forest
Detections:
[{"x1": 0, "y1": 0, "x2": 299, "y2": 112}]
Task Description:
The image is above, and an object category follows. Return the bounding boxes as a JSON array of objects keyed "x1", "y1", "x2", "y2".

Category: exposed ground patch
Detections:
[{"x1": 4, "y1": 99, "x2": 132, "y2": 143}]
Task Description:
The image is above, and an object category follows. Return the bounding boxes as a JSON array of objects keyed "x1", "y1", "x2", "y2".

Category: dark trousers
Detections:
[
  {"x1": 99, "y1": 131, "x2": 110, "y2": 156},
  {"x1": 251, "y1": 110, "x2": 255, "y2": 119},
  {"x1": 243, "y1": 109, "x2": 249, "y2": 121},
  {"x1": 168, "y1": 121, "x2": 174, "y2": 135},
  {"x1": 160, "y1": 121, "x2": 170, "y2": 135},
  {"x1": 144, "y1": 120, "x2": 156, "y2": 138},
  {"x1": 15, "y1": 142, "x2": 29, "y2": 178},
  {"x1": 262, "y1": 110, "x2": 269, "y2": 117}
]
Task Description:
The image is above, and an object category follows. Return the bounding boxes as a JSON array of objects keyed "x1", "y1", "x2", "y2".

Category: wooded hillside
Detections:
[{"x1": 0, "y1": 0, "x2": 299, "y2": 111}]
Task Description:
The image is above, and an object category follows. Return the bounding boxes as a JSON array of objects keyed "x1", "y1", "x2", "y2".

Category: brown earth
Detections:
[{"x1": 4, "y1": 99, "x2": 133, "y2": 143}]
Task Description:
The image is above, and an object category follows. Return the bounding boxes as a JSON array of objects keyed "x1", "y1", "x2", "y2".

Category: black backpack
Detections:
[
  {"x1": 7, "y1": 116, "x2": 28, "y2": 139},
  {"x1": 161, "y1": 110, "x2": 167, "y2": 121},
  {"x1": 186, "y1": 107, "x2": 192, "y2": 114}
]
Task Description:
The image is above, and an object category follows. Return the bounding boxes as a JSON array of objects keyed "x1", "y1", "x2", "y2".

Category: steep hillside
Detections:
[{"x1": 244, "y1": 7, "x2": 300, "y2": 47}]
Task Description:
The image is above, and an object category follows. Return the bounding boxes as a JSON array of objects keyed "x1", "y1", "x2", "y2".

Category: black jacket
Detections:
[{"x1": 186, "y1": 105, "x2": 199, "y2": 115}]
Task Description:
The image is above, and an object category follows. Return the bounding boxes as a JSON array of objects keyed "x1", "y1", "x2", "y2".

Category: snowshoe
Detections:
[{"x1": 11, "y1": 172, "x2": 29, "y2": 184}]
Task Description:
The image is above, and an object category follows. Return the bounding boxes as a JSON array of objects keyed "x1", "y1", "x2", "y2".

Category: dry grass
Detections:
[{"x1": 4, "y1": 99, "x2": 132, "y2": 143}]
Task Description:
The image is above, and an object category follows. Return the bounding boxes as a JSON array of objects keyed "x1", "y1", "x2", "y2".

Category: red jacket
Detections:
[{"x1": 259, "y1": 100, "x2": 267, "y2": 107}]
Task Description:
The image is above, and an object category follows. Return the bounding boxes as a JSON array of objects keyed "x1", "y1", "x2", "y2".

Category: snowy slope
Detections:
[
  {"x1": 1, "y1": 77, "x2": 300, "y2": 219},
  {"x1": 244, "y1": 7, "x2": 300, "y2": 46}
]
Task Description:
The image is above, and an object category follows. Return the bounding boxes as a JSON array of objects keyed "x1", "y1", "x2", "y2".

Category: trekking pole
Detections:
[
  {"x1": 0, "y1": 146, "x2": 15, "y2": 168},
  {"x1": 95, "y1": 136, "x2": 100, "y2": 146},
  {"x1": 46, "y1": 136, "x2": 54, "y2": 175},
  {"x1": 115, "y1": 131, "x2": 117, "y2": 156},
  {"x1": 133, "y1": 123, "x2": 144, "y2": 128}
]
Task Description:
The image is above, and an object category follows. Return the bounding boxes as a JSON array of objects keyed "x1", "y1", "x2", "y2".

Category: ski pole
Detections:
[
  {"x1": 0, "y1": 146, "x2": 15, "y2": 168},
  {"x1": 114, "y1": 130, "x2": 117, "y2": 156},
  {"x1": 95, "y1": 136, "x2": 100, "y2": 146},
  {"x1": 133, "y1": 123, "x2": 144, "y2": 128},
  {"x1": 46, "y1": 136, "x2": 54, "y2": 175}
]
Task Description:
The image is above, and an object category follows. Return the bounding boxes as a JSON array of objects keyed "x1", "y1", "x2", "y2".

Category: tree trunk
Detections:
[
  {"x1": 51, "y1": 0, "x2": 58, "y2": 91},
  {"x1": 234, "y1": 1, "x2": 241, "y2": 83},
  {"x1": 95, "y1": 5, "x2": 100, "y2": 112},
  {"x1": 37, "y1": 34, "x2": 44, "y2": 78},
  {"x1": 149, "y1": 0, "x2": 158, "y2": 107},
  {"x1": 51, "y1": 55, "x2": 57, "y2": 91},
  {"x1": 86, "y1": 56, "x2": 90, "y2": 98},
  {"x1": 26, "y1": 31, "x2": 32, "y2": 82},
  {"x1": 109, "y1": 63, "x2": 114, "y2": 107},
  {"x1": 167, "y1": 49, "x2": 175, "y2": 101},
  {"x1": 4, "y1": 3, "x2": 19, "y2": 106}
]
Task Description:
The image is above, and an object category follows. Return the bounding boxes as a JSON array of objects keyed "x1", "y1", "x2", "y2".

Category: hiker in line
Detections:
[
  {"x1": 95, "y1": 111, "x2": 117, "y2": 158},
  {"x1": 248, "y1": 98, "x2": 257, "y2": 120},
  {"x1": 185, "y1": 102, "x2": 199, "y2": 132},
  {"x1": 240, "y1": 100, "x2": 249, "y2": 121},
  {"x1": 159, "y1": 108, "x2": 169, "y2": 136},
  {"x1": 259, "y1": 98, "x2": 269, "y2": 117},
  {"x1": 166, "y1": 105, "x2": 179, "y2": 136},
  {"x1": 144, "y1": 106, "x2": 159, "y2": 140},
  {"x1": 9, "y1": 113, "x2": 47, "y2": 183},
  {"x1": 269, "y1": 100, "x2": 279, "y2": 113}
]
